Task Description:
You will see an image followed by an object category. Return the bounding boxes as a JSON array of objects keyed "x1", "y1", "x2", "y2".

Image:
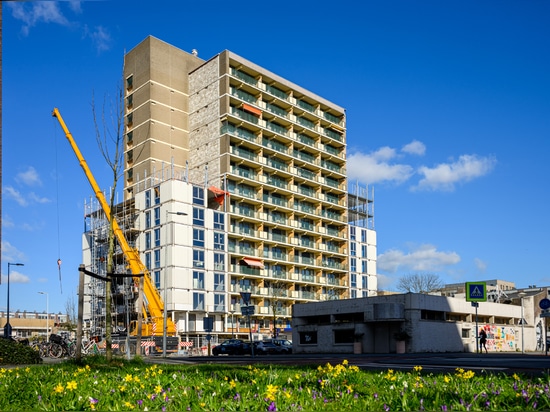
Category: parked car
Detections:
[
  {"x1": 212, "y1": 339, "x2": 250, "y2": 356},
  {"x1": 253, "y1": 341, "x2": 280, "y2": 355},
  {"x1": 270, "y1": 339, "x2": 293, "y2": 354}
]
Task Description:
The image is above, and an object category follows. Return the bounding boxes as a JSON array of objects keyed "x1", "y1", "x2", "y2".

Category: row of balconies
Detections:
[
  {"x1": 231, "y1": 165, "x2": 345, "y2": 194},
  {"x1": 230, "y1": 106, "x2": 344, "y2": 145},
  {"x1": 228, "y1": 241, "x2": 347, "y2": 260},
  {"x1": 229, "y1": 144, "x2": 345, "y2": 178},
  {"x1": 228, "y1": 264, "x2": 348, "y2": 282},
  {"x1": 229, "y1": 68, "x2": 345, "y2": 129},
  {"x1": 222, "y1": 122, "x2": 344, "y2": 162}
]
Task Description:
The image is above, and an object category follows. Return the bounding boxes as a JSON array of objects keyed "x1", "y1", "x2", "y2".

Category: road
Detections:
[{"x1": 146, "y1": 352, "x2": 550, "y2": 377}]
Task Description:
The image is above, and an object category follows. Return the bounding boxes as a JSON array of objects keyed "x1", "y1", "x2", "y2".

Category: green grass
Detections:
[{"x1": 0, "y1": 358, "x2": 549, "y2": 410}]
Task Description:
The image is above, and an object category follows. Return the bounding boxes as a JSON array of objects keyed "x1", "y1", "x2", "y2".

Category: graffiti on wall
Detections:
[{"x1": 478, "y1": 325, "x2": 517, "y2": 351}]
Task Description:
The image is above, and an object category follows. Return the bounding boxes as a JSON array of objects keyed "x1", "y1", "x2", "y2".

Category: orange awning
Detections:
[
  {"x1": 208, "y1": 186, "x2": 229, "y2": 205},
  {"x1": 242, "y1": 103, "x2": 262, "y2": 117},
  {"x1": 242, "y1": 258, "x2": 264, "y2": 269}
]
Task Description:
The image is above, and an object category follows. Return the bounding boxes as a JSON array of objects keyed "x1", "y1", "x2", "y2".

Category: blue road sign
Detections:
[{"x1": 466, "y1": 282, "x2": 487, "y2": 302}]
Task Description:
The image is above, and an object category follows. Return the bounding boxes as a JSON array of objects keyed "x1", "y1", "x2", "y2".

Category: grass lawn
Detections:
[{"x1": 0, "y1": 356, "x2": 549, "y2": 410}]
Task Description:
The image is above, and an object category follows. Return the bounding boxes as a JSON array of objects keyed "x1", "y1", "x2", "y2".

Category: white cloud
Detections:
[
  {"x1": 1, "y1": 241, "x2": 27, "y2": 263},
  {"x1": 347, "y1": 147, "x2": 414, "y2": 185},
  {"x1": 4, "y1": 186, "x2": 28, "y2": 207},
  {"x1": 474, "y1": 258, "x2": 487, "y2": 273},
  {"x1": 1, "y1": 270, "x2": 31, "y2": 285},
  {"x1": 28, "y1": 192, "x2": 52, "y2": 204},
  {"x1": 378, "y1": 244, "x2": 461, "y2": 273},
  {"x1": 413, "y1": 154, "x2": 497, "y2": 192},
  {"x1": 84, "y1": 25, "x2": 112, "y2": 54},
  {"x1": 15, "y1": 166, "x2": 42, "y2": 187},
  {"x1": 7, "y1": 2, "x2": 71, "y2": 36},
  {"x1": 402, "y1": 140, "x2": 426, "y2": 156}
]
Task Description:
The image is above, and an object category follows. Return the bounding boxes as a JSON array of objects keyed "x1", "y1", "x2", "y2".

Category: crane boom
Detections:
[{"x1": 52, "y1": 107, "x2": 176, "y2": 336}]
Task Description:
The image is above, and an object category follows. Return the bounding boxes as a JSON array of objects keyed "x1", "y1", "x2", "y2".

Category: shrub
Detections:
[{"x1": 0, "y1": 337, "x2": 42, "y2": 365}]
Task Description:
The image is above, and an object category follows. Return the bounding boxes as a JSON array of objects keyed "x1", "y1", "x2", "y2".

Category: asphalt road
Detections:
[{"x1": 146, "y1": 352, "x2": 550, "y2": 377}]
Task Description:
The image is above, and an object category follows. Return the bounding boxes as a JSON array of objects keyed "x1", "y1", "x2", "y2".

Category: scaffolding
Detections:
[
  {"x1": 348, "y1": 182, "x2": 374, "y2": 230},
  {"x1": 83, "y1": 194, "x2": 140, "y2": 339}
]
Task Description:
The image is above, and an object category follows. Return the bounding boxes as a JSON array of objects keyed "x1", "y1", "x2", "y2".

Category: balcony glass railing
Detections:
[
  {"x1": 296, "y1": 167, "x2": 315, "y2": 180},
  {"x1": 297, "y1": 116, "x2": 315, "y2": 129},
  {"x1": 267, "y1": 158, "x2": 288, "y2": 172},
  {"x1": 263, "y1": 194, "x2": 288, "y2": 208},
  {"x1": 265, "y1": 102, "x2": 287, "y2": 118},
  {"x1": 231, "y1": 107, "x2": 259, "y2": 124},
  {"x1": 297, "y1": 134, "x2": 315, "y2": 147},
  {"x1": 299, "y1": 187, "x2": 315, "y2": 197},
  {"x1": 231, "y1": 68, "x2": 257, "y2": 86},
  {"x1": 231, "y1": 87, "x2": 257, "y2": 104},
  {"x1": 325, "y1": 145, "x2": 340, "y2": 156},
  {"x1": 262, "y1": 138, "x2": 288, "y2": 154},
  {"x1": 265, "y1": 84, "x2": 288, "y2": 100},
  {"x1": 266, "y1": 121, "x2": 287, "y2": 136},
  {"x1": 232, "y1": 147, "x2": 257, "y2": 162},
  {"x1": 297, "y1": 99, "x2": 315, "y2": 113},
  {"x1": 222, "y1": 123, "x2": 257, "y2": 142},
  {"x1": 321, "y1": 160, "x2": 342, "y2": 172},
  {"x1": 323, "y1": 128, "x2": 343, "y2": 142},
  {"x1": 323, "y1": 111, "x2": 341, "y2": 124}
]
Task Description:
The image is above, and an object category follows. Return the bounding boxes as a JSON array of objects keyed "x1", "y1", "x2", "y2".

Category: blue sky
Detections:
[{"x1": 2, "y1": 1, "x2": 549, "y2": 314}]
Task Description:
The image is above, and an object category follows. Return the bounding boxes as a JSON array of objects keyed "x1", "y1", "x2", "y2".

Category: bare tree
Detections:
[
  {"x1": 397, "y1": 273, "x2": 444, "y2": 294},
  {"x1": 63, "y1": 295, "x2": 77, "y2": 333},
  {"x1": 92, "y1": 86, "x2": 124, "y2": 362}
]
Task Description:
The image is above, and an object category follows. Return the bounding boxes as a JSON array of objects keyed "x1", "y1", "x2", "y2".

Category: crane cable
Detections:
[{"x1": 53, "y1": 117, "x2": 63, "y2": 294}]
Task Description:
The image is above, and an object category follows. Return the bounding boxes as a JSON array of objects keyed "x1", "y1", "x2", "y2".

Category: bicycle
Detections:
[{"x1": 48, "y1": 334, "x2": 76, "y2": 358}]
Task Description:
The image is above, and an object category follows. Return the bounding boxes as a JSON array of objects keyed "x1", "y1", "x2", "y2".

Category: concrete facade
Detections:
[{"x1": 292, "y1": 291, "x2": 544, "y2": 354}]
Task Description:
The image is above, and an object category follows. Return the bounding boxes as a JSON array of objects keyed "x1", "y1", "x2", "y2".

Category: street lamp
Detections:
[
  {"x1": 240, "y1": 291, "x2": 254, "y2": 357},
  {"x1": 163, "y1": 210, "x2": 187, "y2": 357},
  {"x1": 519, "y1": 291, "x2": 526, "y2": 354},
  {"x1": 4, "y1": 263, "x2": 24, "y2": 338},
  {"x1": 230, "y1": 310, "x2": 235, "y2": 338},
  {"x1": 38, "y1": 292, "x2": 49, "y2": 339}
]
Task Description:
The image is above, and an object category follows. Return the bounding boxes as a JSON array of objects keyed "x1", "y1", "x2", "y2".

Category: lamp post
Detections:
[
  {"x1": 4, "y1": 263, "x2": 24, "y2": 338},
  {"x1": 240, "y1": 291, "x2": 254, "y2": 357},
  {"x1": 163, "y1": 210, "x2": 187, "y2": 357},
  {"x1": 230, "y1": 310, "x2": 235, "y2": 338},
  {"x1": 38, "y1": 291, "x2": 49, "y2": 339},
  {"x1": 519, "y1": 291, "x2": 526, "y2": 354}
]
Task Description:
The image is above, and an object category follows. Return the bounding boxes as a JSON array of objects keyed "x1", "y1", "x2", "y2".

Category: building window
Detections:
[
  {"x1": 126, "y1": 75, "x2": 133, "y2": 90},
  {"x1": 214, "y1": 212, "x2": 225, "y2": 230},
  {"x1": 154, "y1": 228, "x2": 161, "y2": 247},
  {"x1": 193, "y1": 228, "x2": 205, "y2": 247},
  {"x1": 462, "y1": 328, "x2": 470, "y2": 338},
  {"x1": 145, "y1": 190, "x2": 151, "y2": 209},
  {"x1": 193, "y1": 207, "x2": 205, "y2": 226},
  {"x1": 214, "y1": 253, "x2": 225, "y2": 271},
  {"x1": 362, "y1": 245, "x2": 367, "y2": 258},
  {"x1": 193, "y1": 271, "x2": 205, "y2": 289},
  {"x1": 154, "y1": 186, "x2": 160, "y2": 204},
  {"x1": 127, "y1": 131, "x2": 133, "y2": 145},
  {"x1": 214, "y1": 273, "x2": 225, "y2": 291},
  {"x1": 193, "y1": 250, "x2": 205, "y2": 268},
  {"x1": 154, "y1": 271, "x2": 161, "y2": 289},
  {"x1": 350, "y1": 258, "x2": 357, "y2": 273},
  {"x1": 145, "y1": 211, "x2": 151, "y2": 229},
  {"x1": 154, "y1": 249, "x2": 161, "y2": 268},
  {"x1": 193, "y1": 186, "x2": 204, "y2": 205},
  {"x1": 351, "y1": 274, "x2": 357, "y2": 288},
  {"x1": 193, "y1": 293, "x2": 205, "y2": 311},
  {"x1": 154, "y1": 207, "x2": 161, "y2": 226},
  {"x1": 145, "y1": 232, "x2": 151, "y2": 249},
  {"x1": 350, "y1": 226, "x2": 356, "y2": 240},
  {"x1": 361, "y1": 229, "x2": 367, "y2": 243},
  {"x1": 334, "y1": 329, "x2": 355, "y2": 344},
  {"x1": 362, "y1": 275, "x2": 368, "y2": 290},
  {"x1": 362, "y1": 260, "x2": 367, "y2": 274},
  {"x1": 145, "y1": 252, "x2": 151, "y2": 270},
  {"x1": 214, "y1": 232, "x2": 225, "y2": 250},
  {"x1": 350, "y1": 242, "x2": 356, "y2": 256},
  {"x1": 214, "y1": 294, "x2": 225, "y2": 312},
  {"x1": 299, "y1": 331, "x2": 317, "y2": 345},
  {"x1": 350, "y1": 289, "x2": 357, "y2": 299}
]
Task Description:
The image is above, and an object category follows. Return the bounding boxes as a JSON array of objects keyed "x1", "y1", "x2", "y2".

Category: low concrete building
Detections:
[{"x1": 292, "y1": 291, "x2": 545, "y2": 354}]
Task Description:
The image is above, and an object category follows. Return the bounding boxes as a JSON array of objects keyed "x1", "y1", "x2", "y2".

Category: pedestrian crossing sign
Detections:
[{"x1": 466, "y1": 282, "x2": 487, "y2": 302}]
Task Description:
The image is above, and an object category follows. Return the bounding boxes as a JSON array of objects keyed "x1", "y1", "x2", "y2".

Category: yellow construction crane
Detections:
[{"x1": 52, "y1": 107, "x2": 176, "y2": 338}]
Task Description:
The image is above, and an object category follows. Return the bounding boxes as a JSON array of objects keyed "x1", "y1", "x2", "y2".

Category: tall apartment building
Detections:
[{"x1": 83, "y1": 36, "x2": 375, "y2": 345}]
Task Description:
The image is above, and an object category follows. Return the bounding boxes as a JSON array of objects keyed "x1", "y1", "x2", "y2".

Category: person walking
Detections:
[{"x1": 479, "y1": 329, "x2": 488, "y2": 353}]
